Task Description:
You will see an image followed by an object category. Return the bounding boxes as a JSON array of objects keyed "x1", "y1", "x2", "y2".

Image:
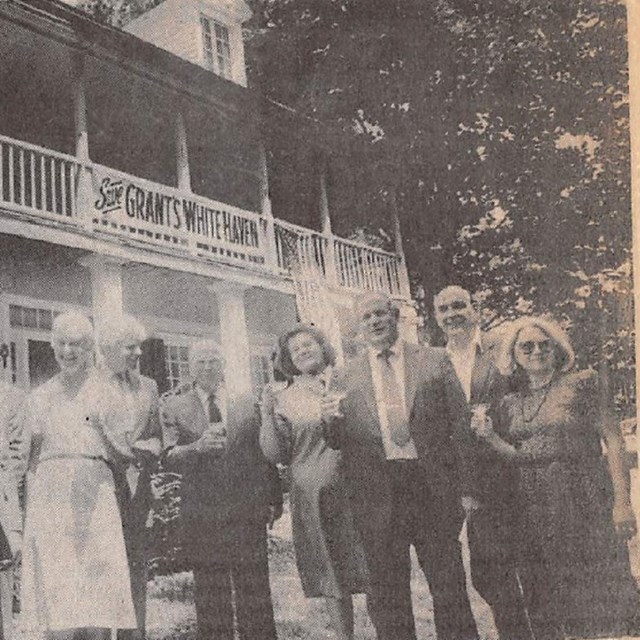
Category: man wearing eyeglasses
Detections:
[
  {"x1": 434, "y1": 286, "x2": 533, "y2": 640},
  {"x1": 160, "y1": 340, "x2": 282, "y2": 640}
]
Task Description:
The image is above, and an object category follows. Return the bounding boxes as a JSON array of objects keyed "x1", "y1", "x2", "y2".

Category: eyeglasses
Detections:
[
  {"x1": 436, "y1": 301, "x2": 469, "y2": 313},
  {"x1": 516, "y1": 340, "x2": 553, "y2": 355}
]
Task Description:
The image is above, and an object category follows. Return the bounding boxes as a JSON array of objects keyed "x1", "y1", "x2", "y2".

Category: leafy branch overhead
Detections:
[{"x1": 80, "y1": 0, "x2": 634, "y2": 407}]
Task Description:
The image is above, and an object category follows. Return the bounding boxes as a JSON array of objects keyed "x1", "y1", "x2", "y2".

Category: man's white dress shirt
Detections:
[
  {"x1": 446, "y1": 328, "x2": 483, "y2": 403},
  {"x1": 368, "y1": 342, "x2": 418, "y2": 460}
]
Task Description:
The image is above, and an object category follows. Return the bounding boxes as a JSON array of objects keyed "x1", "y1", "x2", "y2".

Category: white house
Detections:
[{"x1": 0, "y1": 0, "x2": 416, "y2": 398}]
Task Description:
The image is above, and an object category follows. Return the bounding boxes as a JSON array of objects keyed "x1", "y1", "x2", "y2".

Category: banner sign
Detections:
[{"x1": 92, "y1": 169, "x2": 261, "y2": 252}]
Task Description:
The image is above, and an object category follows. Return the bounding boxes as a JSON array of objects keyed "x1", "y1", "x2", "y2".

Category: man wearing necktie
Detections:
[
  {"x1": 98, "y1": 316, "x2": 162, "y2": 640},
  {"x1": 160, "y1": 340, "x2": 282, "y2": 640},
  {"x1": 434, "y1": 286, "x2": 532, "y2": 640},
  {"x1": 323, "y1": 293, "x2": 478, "y2": 640}
]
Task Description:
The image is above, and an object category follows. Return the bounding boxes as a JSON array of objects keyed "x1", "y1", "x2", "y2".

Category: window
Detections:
[
  {"x1": 250, "y1": 353, "x2": 276, "y2": 401},
  {"x1": 201, "y1": 16, "x2": 232, "y2": 80},
  {"x1": 164, "y1": 344, "x2": 190, "y2": 389},
  {"x1": 9, "y1": 304, "x2": 57, "y2": 330}
]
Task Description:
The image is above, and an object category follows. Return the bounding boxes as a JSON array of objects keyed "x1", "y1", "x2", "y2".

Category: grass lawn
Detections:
[
  {"x1": 12, "y1": 504, "x2": 640, "y2": 639},
  {"x1": 145, "y1": 508, "x2": 500, "y2": 640}
]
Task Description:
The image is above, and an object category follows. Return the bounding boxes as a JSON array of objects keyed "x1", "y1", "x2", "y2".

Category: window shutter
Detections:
[{"x1": 140, "y1": 338, "x2": 170, "y2": 395}]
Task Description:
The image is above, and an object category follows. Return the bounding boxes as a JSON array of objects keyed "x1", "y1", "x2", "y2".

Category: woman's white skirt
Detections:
[{"x1": 20, "y1": 458, "x2": 137, "y2": 632}]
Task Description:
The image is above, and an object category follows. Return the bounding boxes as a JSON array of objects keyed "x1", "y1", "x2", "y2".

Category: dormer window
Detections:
[
  {"x1": 200, "y1": 15, "x2": 232, "y2": 80},
  {"x1": 124, "y1": 0, "x2": 251, "y2": 87}
]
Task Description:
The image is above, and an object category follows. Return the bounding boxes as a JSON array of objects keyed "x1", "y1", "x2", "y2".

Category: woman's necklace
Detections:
[{"x1": 520, "y1": 376, "x2": 555, "y2": 424}]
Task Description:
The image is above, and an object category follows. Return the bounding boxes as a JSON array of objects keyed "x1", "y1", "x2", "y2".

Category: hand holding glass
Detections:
[
  {"x1": 470, "y1": 404, "x2": 493, "y2": 438},
  {"x1": 198, "y1": 425, "x2": 227, "y2": 452},
  {"x1": 321, "y1": 392, "x2": 346, "y2": 423}
]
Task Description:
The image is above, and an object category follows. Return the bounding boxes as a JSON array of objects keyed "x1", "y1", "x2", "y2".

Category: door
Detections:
[{"x1": 28, "y1": 339, "x2": 59, "y2": 387}]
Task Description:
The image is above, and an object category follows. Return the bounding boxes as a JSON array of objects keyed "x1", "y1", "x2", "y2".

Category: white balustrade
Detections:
[
  {"x1": 275, "y1": 219, "x2": 403, "y2": 297},
  {"x1": 0, "y1": 135, "x2": 79, "y2": 220},
  {"x1": 0, "y1": 134, "x2": 406, "y2": 299}
]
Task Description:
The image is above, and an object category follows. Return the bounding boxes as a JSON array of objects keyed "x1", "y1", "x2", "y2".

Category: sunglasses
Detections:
[{"x1": 516, "y1": 339, "x2": 554, "y2": 355}]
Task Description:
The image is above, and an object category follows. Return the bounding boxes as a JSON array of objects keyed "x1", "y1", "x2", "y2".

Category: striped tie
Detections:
[{"x1": 378, "y1": 349, "x2": 410, "y2": 446}]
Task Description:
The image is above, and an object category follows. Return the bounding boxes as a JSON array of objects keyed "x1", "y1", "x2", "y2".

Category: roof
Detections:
[
  {"x1": 2, "y1": 0, "x2": 361, "y2": 156},
  {"x1": 4, "y1": 0, "x2": 253, "y2": 118}
]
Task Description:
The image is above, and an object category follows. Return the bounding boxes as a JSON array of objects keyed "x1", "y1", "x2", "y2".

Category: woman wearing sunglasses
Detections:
[{"x1": 471, "y1": 316, "x2": 639, "y2": 640}]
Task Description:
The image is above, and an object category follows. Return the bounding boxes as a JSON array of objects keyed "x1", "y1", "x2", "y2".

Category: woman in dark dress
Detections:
[
  {"x1": 472, "y1": 316, "x2": 639, "y2": 640},
  {"x1": 260, "y1": 325, "x2": 366, "y2": 640}
]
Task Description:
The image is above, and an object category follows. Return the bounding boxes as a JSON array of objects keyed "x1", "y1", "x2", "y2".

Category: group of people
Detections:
[
  {"x1": 0, "y1": 285, "x2": 636, "y2": 640},
  {"x1": 259, "y1": 287, "x2": 640, "y2": 640}
]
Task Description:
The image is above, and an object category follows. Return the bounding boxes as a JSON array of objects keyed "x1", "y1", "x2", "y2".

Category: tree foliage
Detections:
[
  {"x1": 245, "y1": 0, "x2": 633, "y2": 406},
  {"x1": 77, "y1": 0, "x2": 162, "y2": 26},
  {"x1": 80, "y1": 0, "x2": 634, "y2": 408}
]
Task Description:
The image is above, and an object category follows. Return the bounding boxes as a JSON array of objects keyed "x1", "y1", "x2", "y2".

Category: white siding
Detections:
[
  {"x1": 125, "y1": 0, "x2": 249, "y2": 86},
  {"x1": 125, "y1": 1, "x2": 201, "y2": 64}
]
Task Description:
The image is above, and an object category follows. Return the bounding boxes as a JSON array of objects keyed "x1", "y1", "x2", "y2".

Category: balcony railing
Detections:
[
  {"x1": 0, "y1": 134, "x2": 409, "y2": 299},
  {"x1": 274, "y1": 219, "x2": 404, "y2": 297},
  {"x1": 0, "y1": 138, "x2": 79, "y2": 221}
]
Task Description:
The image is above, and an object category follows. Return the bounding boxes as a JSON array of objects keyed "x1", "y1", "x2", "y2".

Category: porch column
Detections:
[
  {"x1": 72, "y1": 53, "x2": 93, "y2": 226},
  {"x1": 72, "y1": 54, "x2": 89, "y2": 162},
  {"x1": 79, "y1": 254, "x2": 125, "y2": 337},
  {"x1": 208, "y1": 281, "x2": 252, "y2": 399},
  {"x1": 390, "y1": 189, "x2": 411, "y2": 299},
  {"x1": 319, "y1": 162, "x2": 338, "y2": 288},
  {"x1": 175, "y1": 110, "x2": 191, "y2": 192},
  {"x1": 258, "y1": 141, "x2": 278, "y2": 269},
  {"x1": 258, "y1": 141, "x2": 272, "y2": 217}
]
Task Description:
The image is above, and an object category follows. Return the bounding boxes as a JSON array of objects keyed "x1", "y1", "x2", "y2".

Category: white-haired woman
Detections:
[
  {"x1": 20, "y1": 312, "x2": 136, "y2": 640},
  {"x1": 472, "y1": 316, "x2": 639, "y2": 640},
  {"x1": 98, "y1": 314, "x2": 162, "y2": 640}
]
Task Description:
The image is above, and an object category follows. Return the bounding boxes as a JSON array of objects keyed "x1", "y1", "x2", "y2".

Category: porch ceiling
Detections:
[{"x1": 0, "y1": 22, "x2": 74, "y2": 153}]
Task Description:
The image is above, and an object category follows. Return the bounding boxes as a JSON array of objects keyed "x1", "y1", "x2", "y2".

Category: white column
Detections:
[
  {"x1": 391, "y1": 189, "x2": 411, "y2": 299},
  {"x1": 72, "y1": 53, "x2": 93, "y2": 227},
  {"x1": 397, "y1": 303, "x2": 419, "y2": 344},
  {"x1": 72, "y1": 54, "x2": 89, "y2": 162},
  {"x1": 258, "y1": 141, "x2": 272, "y2": 217},
  {"x1": 175, "y1": 110, "x2": 191, "y2": 192},
  {"x1": 319, "y1": 164, "x2": 338, "y2": 288},
  {"x1": 320, "y1": 168, "x2": 332, "y2": 235},
  {"x1": 208, "y1": 281, "x2": 252, "y2": 399},
  {"x1": 79, "y1": 255, "x2": 125, "y2": 336},
  {"x1": 258, "y1": 142, "x2": 278, "y2": 269}
]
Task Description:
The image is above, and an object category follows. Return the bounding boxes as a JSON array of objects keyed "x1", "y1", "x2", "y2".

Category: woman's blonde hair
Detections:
[{"x1": 497, "y1": 315, "x2": 575, "y2": 377}]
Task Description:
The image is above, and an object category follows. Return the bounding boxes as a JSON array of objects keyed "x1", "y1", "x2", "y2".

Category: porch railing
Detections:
[
  {"x1": 274, "y1": 219, "x2": 405, "y2": 297},
  {"x1": 0, "y1": 134, "x2": 409, "y2": 299},
  {"x1": 0, "y1": 137, "x2": 79, "y2": 221}
]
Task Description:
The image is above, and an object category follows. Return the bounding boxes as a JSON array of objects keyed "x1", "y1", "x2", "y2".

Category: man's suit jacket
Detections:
[
  {"x1": 160, "y1": 384, "x2": 282, "y2": 563},
  {"x1": 327, "y1": 342, "x2": 472, "y2": 537},
  {"x1": 457, "y1": 332, "x2": 516, "y2": 505}
]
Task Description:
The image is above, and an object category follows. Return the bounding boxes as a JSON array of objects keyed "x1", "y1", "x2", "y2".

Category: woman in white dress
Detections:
[{"x1": 20, "y1": 312, "x2": 136, "y2": 640}]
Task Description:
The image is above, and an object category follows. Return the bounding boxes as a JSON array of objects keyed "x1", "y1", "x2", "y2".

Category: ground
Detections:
[
  {"x1": 12, "y1": 500, "x2": 640, "y2": 639},
  {"x1": 143, "y1": 506, "x2": 500, "y2": 640}
]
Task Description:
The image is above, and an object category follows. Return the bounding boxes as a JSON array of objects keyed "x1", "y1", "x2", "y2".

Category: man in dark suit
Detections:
[
  {"x1": 99, "y1": 316, "x2": 163, "y2": 640},
  {"x1": 323, "y1": 292, "x2": 479, "y2": 640},
  {"x1": 160, "y1": 340, "x2": 282, "y2": 640},
  {"x1": 434, "y1": 286, "x2": 532, "y2": 640}
]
